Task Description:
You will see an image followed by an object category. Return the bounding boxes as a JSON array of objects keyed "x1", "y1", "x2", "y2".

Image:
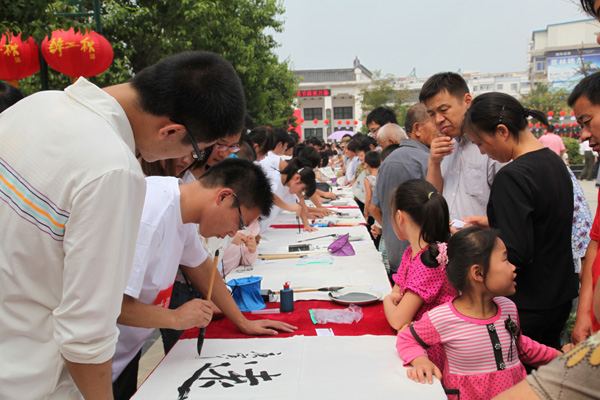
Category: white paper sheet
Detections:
[{"x1": 132, "y1": 336, "x2": 446, "y2": 400}]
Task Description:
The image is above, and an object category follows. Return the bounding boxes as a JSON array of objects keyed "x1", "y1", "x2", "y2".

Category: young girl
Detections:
[
  {"x1": 258, "y1": 157, "x2": 318, "y2": 233},
  {"x1": 248, "y1": 126, "x2": 275, "y2": 162},
  {"x1": 383, "y1": 179, "x2": 459, "y2": 370},
  {"x1": 397, "y1": 227, "x2": 560, "y2": 400}
]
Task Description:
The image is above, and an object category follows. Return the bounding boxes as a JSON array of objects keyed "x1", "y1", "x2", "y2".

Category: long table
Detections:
[
  {"x1": 226, "y1": 225, "x2": 391, "y2": 301},
  {"x1": 132, "y1": 191, "x2": 446, "y2": 399}
]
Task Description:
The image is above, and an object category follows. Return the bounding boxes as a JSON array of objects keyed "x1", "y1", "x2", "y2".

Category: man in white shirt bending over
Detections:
[
  {"x1": 0, "y1": 51, "x2": 246, "y2": 400},
  {"x1": 113, "y1": 159, "x2": 296, "y2": 399}
]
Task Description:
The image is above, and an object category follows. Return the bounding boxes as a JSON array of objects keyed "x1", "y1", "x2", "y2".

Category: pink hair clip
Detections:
[{"x1": 436, "y1": 242, "x2": 448, "y2": 266}]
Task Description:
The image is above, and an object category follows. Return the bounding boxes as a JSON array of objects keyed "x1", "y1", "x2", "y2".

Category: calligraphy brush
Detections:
[
  {"x1": 197, "y1": 249, "x2": 220, "y2": 356},
  {"x1": 296, "y1": 199, "x2": 301, "y2": 234},
  {"x1": 298, "y1": 233, "x2": 338, "y2": 242},
  {"x1": 274, "y1": 286, "x2": 344, "y2": 294},
  {"x1": 258, "y1": 253, "x2": 309, "y2": 260}
]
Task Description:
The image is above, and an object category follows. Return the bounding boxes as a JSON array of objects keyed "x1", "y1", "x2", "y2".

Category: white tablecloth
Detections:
[{"x1": 226, "y1": 224, "x2": 391, "y2": 301}]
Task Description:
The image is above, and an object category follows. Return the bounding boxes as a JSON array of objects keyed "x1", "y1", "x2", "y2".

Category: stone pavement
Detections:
[{"x1": 579, "y1": 178, "x2": 598, "y2": 219}]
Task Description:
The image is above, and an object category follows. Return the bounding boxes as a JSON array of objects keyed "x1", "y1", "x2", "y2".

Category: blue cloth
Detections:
[
  {"x1": 227, "y1": 276, "x2": 265, "y2": 312},
  {"x1": 567, "y1": 167, "x2": 592, "y2": 273}
]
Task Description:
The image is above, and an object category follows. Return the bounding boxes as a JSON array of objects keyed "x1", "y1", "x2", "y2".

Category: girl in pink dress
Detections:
[
  {"x1": 383, "y1": 179, "x2": 459, "y2": 370},
  {"x1": 397, "y1": 227, "x2": 561, "y2": 400}
]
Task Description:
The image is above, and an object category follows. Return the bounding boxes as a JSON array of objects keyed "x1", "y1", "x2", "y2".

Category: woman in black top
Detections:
[{"x1": 462, "y1": 93, "x2": 578, "y2": 349}]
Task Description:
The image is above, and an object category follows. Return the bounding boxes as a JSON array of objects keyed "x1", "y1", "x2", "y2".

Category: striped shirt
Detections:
[{"x1": 396, "y1": 297, "x2": 557, "y2": 400}]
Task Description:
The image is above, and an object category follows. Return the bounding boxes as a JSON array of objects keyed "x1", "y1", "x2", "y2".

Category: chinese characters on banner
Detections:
[{"x1": 296, "y1": 89, "x2": 331, "y2": 97}]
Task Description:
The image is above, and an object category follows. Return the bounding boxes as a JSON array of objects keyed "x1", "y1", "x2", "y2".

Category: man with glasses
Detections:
[
  {"x1": 112, "y1": 158, "x2": 297, "y2": 399},
  {"x1": 0, "y1": 51, "x2": 246, "y2": 399},
  {"x1": 182, "y1": 131, "x2": 243, "y2": 179},
  {"x1": 366, "y1": 106, "x2": 398, "y2": 139}
]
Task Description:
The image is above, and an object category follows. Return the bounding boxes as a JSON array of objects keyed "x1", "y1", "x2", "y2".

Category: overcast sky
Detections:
[{"x1": 272, "y1": 0, "x2": 593, "y2": 78}]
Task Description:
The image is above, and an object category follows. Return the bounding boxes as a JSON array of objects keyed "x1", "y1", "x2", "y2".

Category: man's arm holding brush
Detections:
[{"x1": 181, "y1": 260, "x2": 298, "y2": 335}]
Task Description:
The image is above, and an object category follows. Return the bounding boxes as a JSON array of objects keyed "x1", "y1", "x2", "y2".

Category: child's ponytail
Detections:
[
  {"x1": 391, "y1": 180, "x2": 451, "y2": 269},
  {"x1": 421, "y1": 241, "x2": 449, "y2": 269},
  {"x1": 281, "y1": 157, "x2": 317, "y2": 197}
]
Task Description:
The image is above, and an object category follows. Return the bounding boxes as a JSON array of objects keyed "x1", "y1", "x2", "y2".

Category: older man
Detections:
[
  {"x1": 376, "y1": 123, "x2": 408, "y2": 148},
  {"x1": 369, "y1": 104, "x2": 437, "y2": 277}
]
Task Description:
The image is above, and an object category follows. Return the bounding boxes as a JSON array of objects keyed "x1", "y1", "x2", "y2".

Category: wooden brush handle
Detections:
[{"x1": 206, "y1": 250, "x2": 220, "y2": 301}]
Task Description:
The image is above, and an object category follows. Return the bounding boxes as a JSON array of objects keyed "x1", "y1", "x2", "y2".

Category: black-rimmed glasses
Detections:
[
  {"x1": 232, "y1": 192, "x2": 246, "y2": 231},
  {"x1": 171, "y1": 118, "x2": 208, "y2": 162},
  {"x1": 369, "y1": 125, "x2": 382, "y2": 135},
  {"x1": 186, "y1": 129, "x2": 207, "y2": 161}
]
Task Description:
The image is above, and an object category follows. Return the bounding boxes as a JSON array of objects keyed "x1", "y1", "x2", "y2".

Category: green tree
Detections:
[
  {"x1": 2, "y1": 0, "x2": 297, "y2": 127},
  {"x1": 563, "y1": 137, "x2": 583, "y2": 165},
  {"x1": 357, "y1": 71, "x2": 411, "y2": 132},
  {"x1": 0, "y1": 0, "x2": 57, "y2": 38},
  {"x1": 521, "y1": 82, "x2": 570, "y2": 115}
]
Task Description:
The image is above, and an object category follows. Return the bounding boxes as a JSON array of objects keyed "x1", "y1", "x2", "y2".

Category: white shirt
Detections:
[
  {"x1": 580, "y1": 140, "x2": 598, "y2": 156},
  {"x1": 0, "y1": 78, "x2": 146, "y2": 399},
  {"x1": 345, "y1": 156, "x2": 359, "y2": 182},
  {"x1": 258, "y1": 151, "x2": 282, "y2": 174},
  {"x1": 441, "y1": 135, "x2": 504, "y2": 220},
  {"x1": 259, "y1": 168, "x2": 298, "y2": 232},
  {"x1": 112, "y1": 177, "x2": 207, "y2": 380}
]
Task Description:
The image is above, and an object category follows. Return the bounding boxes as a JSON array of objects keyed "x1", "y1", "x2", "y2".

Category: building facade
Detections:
[
  {"x1": 528, "y1": 18, "x2": 600, "y2": 89},
  {"x1": 396, "y1": 69, "x2": 530, "y2": 100},
  {"x1": 294, "y1": 57, "x2": 372, "y2": 141}
]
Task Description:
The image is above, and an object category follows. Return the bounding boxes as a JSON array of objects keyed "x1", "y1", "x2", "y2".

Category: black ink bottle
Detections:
[{"x1": 280, "y1": 281, "x2": 294, "y2": 312}]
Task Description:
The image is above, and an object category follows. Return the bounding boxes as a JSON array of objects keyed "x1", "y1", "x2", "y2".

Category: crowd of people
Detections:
[{"x1": 2, "y1": 1, "x2": 600, "y2": 399}]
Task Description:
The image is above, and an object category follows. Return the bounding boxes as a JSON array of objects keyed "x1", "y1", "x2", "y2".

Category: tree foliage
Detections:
[
  {"x1": 357, "y1": 71, "x2": 411, "y2": 131},
  {"x1": 563, "y1": 137, "x2": 583, "y2": 165},
  {"x1": 521, "y1": 82, "x2": 570, "y2": 114},
  {"x1": 2, "y1": 0, "x2": 297, "y2": 127}
]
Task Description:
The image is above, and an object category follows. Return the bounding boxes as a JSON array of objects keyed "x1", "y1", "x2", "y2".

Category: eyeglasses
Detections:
[
  {"x1": 214, "y1": 143, "x2": 241, "y2": 153},
  {"x1": 171, "y1": 118, "x2": 207, "y2": 162},
  {"x1": 369, "y1": 125, "x2": 382, "y2": 135},
  {"x1": 232, "y1": 192, "x2": 246, "y2": 231}
]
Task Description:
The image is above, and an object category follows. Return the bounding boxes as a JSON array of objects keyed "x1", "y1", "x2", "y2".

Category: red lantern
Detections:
[
  {"x1": 547, "y1": 111, "x2": 555, "y2": 117},
  {"x1": 313, "y1": 118, "x2": 318, "y2": 124},
  {"x1": 324, "y1": 119, "x2": 330, "y2": 124},
  {"x1": 535, "y1": 123, "x2": 540, "y2": 128},
  {"x1": 571, "y1": 111, "x2": 575, "y2": 116},
  {"x1": 345, "y1": 120, "x2": 350, "y2": 125},
  {"x1": 0, "y1": 31, "x2": 40, "y2": 87},
  {"x1": 41, "y1": 28, "x2": 113, "y2": 81},
  {"x1": 299, "y1": 118, "x2": 304, "y2": 123},
  {"x1": 555, "y1": 124, "x2": 559, "y2": 128},
  {"x1": 559, "y1": 110, "x2": 566, "y2": 117},
  {"x1": 562, "y1": 123, "x2": 567, "y2": 128},
  {"x1": 353, "y1": 120, "x2": 358, "y2": 125},
  {"x1": 528, "y1": 123, "x2": 533, "y2": 128},
  {"x1": 337, "y1": 120, "x2": 342, "y2": 125}
]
